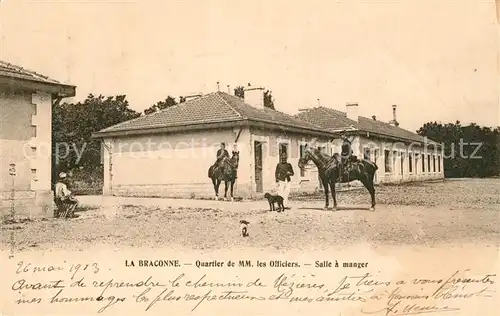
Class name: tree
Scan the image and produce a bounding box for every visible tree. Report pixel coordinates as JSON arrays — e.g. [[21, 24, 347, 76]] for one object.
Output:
[[234, 86, 245, 98], [417, 121, 499, 178], [264, 90, 275, 110], [52, 94, 141, 184], [143, 96, 177, 115]]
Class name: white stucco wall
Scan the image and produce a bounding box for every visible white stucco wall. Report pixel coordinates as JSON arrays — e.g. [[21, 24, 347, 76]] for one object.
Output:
[[0, 90, 53, 218], [356, 135, 444, 184], [103, 128, 255, 198], [101, 127, 444, 199], [102, 127, 330, 199]]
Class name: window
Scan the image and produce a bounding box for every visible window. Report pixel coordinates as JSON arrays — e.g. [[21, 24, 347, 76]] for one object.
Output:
[[438, 156, 441, 173], [433, 155, 436, 172], [392, 151, 397, 173], [384, 150, 391, 173], [363, 147, 371, 160], [279, 143, 289, 158], [400, 152, 405, 175], [299, 144, 306, 177], [408, 153, 413, 173], [422, 154, 425, 172], [427, 154, 431, 173], [415, 153, 419, 174]]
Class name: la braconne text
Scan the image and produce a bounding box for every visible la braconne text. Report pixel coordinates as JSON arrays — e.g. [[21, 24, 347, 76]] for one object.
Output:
[[125, 260, 303, 268], [125, 260, 367, 268]]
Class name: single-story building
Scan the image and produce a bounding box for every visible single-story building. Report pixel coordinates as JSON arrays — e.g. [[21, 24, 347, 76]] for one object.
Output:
[[0, 60, 76, 218], [93, 88, 335, 199], [295, 103, 445, 184]]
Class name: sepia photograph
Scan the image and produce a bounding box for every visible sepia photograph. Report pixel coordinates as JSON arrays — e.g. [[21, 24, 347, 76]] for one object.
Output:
[[1, 0, 499, 315]]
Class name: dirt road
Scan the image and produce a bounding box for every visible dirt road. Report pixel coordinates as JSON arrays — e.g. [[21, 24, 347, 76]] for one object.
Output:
[[1, 179, 498, 252]]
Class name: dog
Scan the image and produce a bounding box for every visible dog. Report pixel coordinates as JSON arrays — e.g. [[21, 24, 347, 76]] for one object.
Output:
[[239, 220, 249, 237], [264, 192, 285, 212]]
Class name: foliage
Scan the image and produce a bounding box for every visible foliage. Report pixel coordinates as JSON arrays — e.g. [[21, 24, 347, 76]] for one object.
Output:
[[52, 94, 141, 188], [417, 121, 500, 178], [234, 86, 245, 98], [143, 96, 177, 115], [264, 90, 275, 109], [234, 86, 275, 109]]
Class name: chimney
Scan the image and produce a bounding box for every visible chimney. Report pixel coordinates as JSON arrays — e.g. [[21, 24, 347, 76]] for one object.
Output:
[[184, 93, 203, 101], [389, 104, 400, 126], [244, 86, 265, 109], [372, 115, 377, 121], [346, 102, 359, 122]]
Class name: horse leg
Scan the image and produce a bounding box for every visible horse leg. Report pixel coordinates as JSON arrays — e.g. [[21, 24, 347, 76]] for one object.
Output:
[[322, 178, 330, 210], [230, 179, 235, 202], [223, 180, 229, 201], [212, 177, 218, 199], [215, 179, 221, 200], [360, 178, 376, 211], [329, 179, 338, 211]]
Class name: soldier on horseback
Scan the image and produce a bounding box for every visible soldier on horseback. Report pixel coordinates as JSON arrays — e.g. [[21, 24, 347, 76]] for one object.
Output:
[[215, 142, 230, 166], [340, 134, 356, 175], [208, 142, 229, 178]]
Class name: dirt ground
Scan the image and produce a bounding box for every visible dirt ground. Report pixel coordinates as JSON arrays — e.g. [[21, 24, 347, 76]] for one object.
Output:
[[1, 179, 499, 252]]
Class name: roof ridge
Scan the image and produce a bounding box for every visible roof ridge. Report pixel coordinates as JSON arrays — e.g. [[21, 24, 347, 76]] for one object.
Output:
[[216, 92, 246, 119], [232, 94, 325, 130], [101, 92, 221, 132], [0, 60, 57, 82], [319, 106, 346, 115]]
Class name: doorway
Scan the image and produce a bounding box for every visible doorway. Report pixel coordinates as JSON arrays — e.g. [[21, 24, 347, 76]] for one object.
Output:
[[278, 143, 289, 158], [254, 141, 263, 193], [363, 147, 371, 160]]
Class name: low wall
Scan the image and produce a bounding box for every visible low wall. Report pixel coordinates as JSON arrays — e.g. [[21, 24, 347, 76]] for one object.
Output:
[[109, 180, 320, 200], [0, 190, 54, 219]]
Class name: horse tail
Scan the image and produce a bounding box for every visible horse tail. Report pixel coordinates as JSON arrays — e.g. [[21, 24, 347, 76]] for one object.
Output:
[[208, 165, 214, 178], [361, 159, 378, 176]]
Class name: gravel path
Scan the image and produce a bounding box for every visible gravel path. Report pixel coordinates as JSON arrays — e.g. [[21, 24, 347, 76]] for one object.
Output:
[[1, 179, 498, 252]]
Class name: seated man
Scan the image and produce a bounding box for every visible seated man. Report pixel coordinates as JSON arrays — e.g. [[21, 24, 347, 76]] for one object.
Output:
[[54, 172, 79, 218]]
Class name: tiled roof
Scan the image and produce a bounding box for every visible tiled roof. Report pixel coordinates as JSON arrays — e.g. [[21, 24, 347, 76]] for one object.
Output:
[[0, 60, 62, 85], [97, 91, 328, 135], [295, 106, 428, 143]]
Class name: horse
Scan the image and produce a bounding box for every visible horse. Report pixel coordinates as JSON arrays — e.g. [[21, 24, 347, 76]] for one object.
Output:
[[298, 147, 378, 211], [208, 151, 239, 201]]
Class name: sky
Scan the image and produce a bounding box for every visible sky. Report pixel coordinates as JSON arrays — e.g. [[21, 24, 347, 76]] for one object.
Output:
[[0, 0, 498, 132]]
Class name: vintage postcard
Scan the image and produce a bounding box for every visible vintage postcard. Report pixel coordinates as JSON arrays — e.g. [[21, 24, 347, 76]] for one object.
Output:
[[1, 0, 499, 315]]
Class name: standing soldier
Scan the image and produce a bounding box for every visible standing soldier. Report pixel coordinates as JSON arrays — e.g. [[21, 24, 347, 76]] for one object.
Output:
[[275, 153, 294, 208]]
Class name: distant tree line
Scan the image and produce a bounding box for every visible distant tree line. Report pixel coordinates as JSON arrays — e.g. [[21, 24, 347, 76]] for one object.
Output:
[[417, 121, 499, 178]]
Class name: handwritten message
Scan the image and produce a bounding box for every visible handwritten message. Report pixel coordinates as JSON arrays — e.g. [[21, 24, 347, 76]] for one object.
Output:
[[8, 260, 497, 315]]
